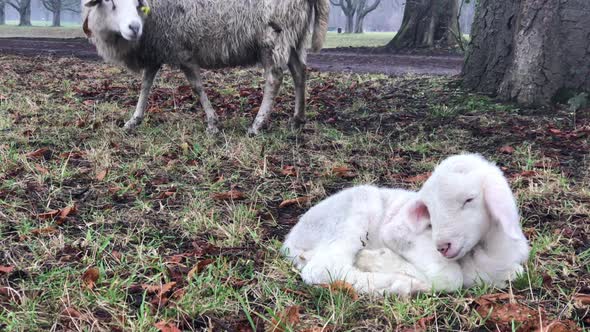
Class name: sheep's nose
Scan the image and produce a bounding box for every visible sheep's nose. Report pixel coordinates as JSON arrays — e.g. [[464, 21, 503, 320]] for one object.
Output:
[[437, 242, 451, 255], [129, 22, 141, 36]]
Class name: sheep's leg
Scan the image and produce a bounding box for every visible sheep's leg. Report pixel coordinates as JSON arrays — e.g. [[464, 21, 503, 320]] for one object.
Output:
[[181, 64, 219, 135], [248, 65, 283, 136], [124, 66, 159, 131], [287, 51, 306, 130]]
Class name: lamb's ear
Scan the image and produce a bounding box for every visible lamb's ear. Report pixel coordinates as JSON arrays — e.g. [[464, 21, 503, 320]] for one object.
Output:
[[483, 171, 523, 240], [407, 199, 430, 233], [85, 0, 101, 7]]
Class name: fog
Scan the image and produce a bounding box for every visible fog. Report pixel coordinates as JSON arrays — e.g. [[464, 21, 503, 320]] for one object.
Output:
[[4, 0, 475, 33]]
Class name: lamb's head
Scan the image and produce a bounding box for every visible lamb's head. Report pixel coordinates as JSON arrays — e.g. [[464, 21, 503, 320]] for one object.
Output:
[[417, 154, 525, 261], [83, 0, 149, 41]]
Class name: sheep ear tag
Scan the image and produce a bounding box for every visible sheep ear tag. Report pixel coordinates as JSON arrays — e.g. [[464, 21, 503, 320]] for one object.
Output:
[[140, 6, 151, 16], [83, 17, 92, 38]]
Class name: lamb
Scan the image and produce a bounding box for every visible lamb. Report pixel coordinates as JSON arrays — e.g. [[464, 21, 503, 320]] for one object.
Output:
[[417, 153, 530, 287], [81, 0, 330, 135], [281, 185, 463, 296]]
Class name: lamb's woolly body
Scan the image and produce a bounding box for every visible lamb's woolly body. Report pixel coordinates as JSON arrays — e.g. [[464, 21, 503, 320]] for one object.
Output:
[[85, 0, 322, 72]]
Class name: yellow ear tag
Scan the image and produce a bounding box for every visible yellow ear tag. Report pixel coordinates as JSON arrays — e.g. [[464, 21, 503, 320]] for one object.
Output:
[[140, 6, 151, 15]]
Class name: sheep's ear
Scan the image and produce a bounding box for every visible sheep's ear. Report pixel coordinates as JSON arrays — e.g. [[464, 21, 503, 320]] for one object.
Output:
[[483, 172, 523, 240], [407, 200, 430, 232], [85, 0, 101, 7]]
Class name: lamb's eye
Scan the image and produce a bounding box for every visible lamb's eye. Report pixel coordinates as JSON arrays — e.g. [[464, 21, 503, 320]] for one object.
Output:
[[462, 197, 474, 207]]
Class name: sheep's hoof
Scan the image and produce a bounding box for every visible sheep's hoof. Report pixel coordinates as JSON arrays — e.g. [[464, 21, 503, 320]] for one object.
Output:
[[247, 127, 260, 137], [206, 125, 220, 136], [289, 117, 305, 131]]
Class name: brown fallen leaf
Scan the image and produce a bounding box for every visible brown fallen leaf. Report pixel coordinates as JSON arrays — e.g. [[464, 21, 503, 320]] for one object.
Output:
[[279, 196, 311, 208], [539, 320, 582, 332], [96, 169, 108, 181], [37, 209, 60, 220], [270, 305, 301, 332], [187, 259, 215, 280], [26, 148, 50, 159], [475, 300, 540, 331], [34, 164, 49, 174], [142, 282, 177, 297], [31, 227, 58, 235], [211, 189, 246, 201], [405, 172, 431, 184], [499, 145, 516, 154], [154, 321, 182, 332], [322, 280, 359, 301], [574, 293, 590, 305], [82, 267, 100, 290], [61, 307, 83, 319], [332, 166, 357, 179], [281, 165, 298, 177], [0, 265, 15, 274], [59, 205, 77, 221]]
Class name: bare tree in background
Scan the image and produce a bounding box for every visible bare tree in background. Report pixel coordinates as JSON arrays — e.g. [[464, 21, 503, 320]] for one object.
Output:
[[41, 0, 79, 27], [7, 0, 31, 26], [385, 0, 459, 50], [354, 0, 381, 33], [330, 0, 356, 33], [463, 0, 590, 107], [0, 0, 6, 25]]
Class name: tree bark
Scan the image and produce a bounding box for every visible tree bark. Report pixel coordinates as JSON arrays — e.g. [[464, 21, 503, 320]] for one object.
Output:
[[19, 2, 30, 26], [354, 0, 382, 33], [0, 1, 5, 25], [331, 0, 356, 33], [463, 0, 590, 107], [386, 0, 459, 50]]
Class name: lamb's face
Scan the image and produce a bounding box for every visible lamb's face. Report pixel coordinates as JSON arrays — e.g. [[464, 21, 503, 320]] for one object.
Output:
[[418, 154, 505, 261], [84, 0, 149, 41]]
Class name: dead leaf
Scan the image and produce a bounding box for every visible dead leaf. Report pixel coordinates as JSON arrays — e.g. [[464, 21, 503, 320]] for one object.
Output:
[[37, 209, 60, 220], [574, 294, 590, 305], [34, 164, 49, 174], [475, 300, 540, 331], [211, 189, 246, 201], [96, 169, 108, 181], [270, 305, 301, 332], [142, 282, 177, 297], [82, 267, 100, 290], [26, 148, 50, 159], [59, 205, 76, 220], [31, 227, 58, 235], [322, 281, 359, 301], [405, 172, 431, 184], [61, 307, 83, 319], [281, 165, 298, 176], [279, 196, 311, 208], [0, 265, 15, 274], [154, 321, 182, 332], [499, 145, 516, 154], [332, 166, 357, 179], [187, 259, 215, 280], [539, 320, 582, 332]]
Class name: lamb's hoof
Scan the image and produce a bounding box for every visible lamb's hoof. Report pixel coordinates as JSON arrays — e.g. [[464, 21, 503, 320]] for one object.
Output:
[[206, 125, 220, 136]]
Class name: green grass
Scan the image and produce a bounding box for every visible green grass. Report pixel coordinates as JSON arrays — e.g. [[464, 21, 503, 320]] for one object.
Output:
[[0, 21, 83, 38], [0, 55, 588, 331], [323, 31, 395, 48]]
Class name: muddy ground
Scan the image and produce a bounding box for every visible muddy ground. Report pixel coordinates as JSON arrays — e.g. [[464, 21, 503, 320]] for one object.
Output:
[[0, 37, 463, 76]]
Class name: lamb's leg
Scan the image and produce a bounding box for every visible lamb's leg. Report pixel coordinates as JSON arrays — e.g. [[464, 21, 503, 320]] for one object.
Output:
[[124, 66, 160, 131], [248, 64, 283, 136], [181, 64, 219, 135], [287, 51, 306, 130]]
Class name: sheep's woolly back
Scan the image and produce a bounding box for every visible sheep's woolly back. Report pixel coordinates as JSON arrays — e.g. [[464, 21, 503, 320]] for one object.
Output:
[[311, 0, 330, 52], [85, 0, 322, 72]]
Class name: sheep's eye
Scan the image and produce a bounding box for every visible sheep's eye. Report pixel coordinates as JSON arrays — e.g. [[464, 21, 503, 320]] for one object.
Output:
[[462, 197, 474, 207]]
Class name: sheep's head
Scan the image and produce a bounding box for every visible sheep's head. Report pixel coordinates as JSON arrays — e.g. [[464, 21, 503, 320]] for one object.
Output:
[[418, 154, 524, 261], [83, 0, 150, 41]]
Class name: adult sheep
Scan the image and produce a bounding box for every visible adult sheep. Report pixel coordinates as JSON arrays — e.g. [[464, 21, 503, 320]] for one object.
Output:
[[81, 0, 330, 135]]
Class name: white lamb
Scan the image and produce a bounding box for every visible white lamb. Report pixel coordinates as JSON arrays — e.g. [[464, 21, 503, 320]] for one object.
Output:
[[281, 185, 463, 296]]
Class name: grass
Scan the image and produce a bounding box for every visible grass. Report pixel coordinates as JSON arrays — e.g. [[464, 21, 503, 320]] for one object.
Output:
[[0, 55, 589, 331], [0, 21, 83, 38], [323, 31, 395, 48]]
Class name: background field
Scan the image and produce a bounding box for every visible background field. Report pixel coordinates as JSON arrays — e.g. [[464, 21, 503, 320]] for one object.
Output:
[[0, 54, 588, 331]]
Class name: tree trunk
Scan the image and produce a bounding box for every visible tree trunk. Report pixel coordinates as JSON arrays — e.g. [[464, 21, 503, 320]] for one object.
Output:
[[354, 13, 364, 33], [386, 0, 459, 50], [18, 0, 31, 26], [344, 13, 354, 33], [463, 0, 590, 107], [52, 6, 60, 26], [0, 1, 5, 25]]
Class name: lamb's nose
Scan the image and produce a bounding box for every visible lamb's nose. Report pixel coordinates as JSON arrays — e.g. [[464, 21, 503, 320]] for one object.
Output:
[[437, 242, 451, 255], [129, 22, 141, 36]]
